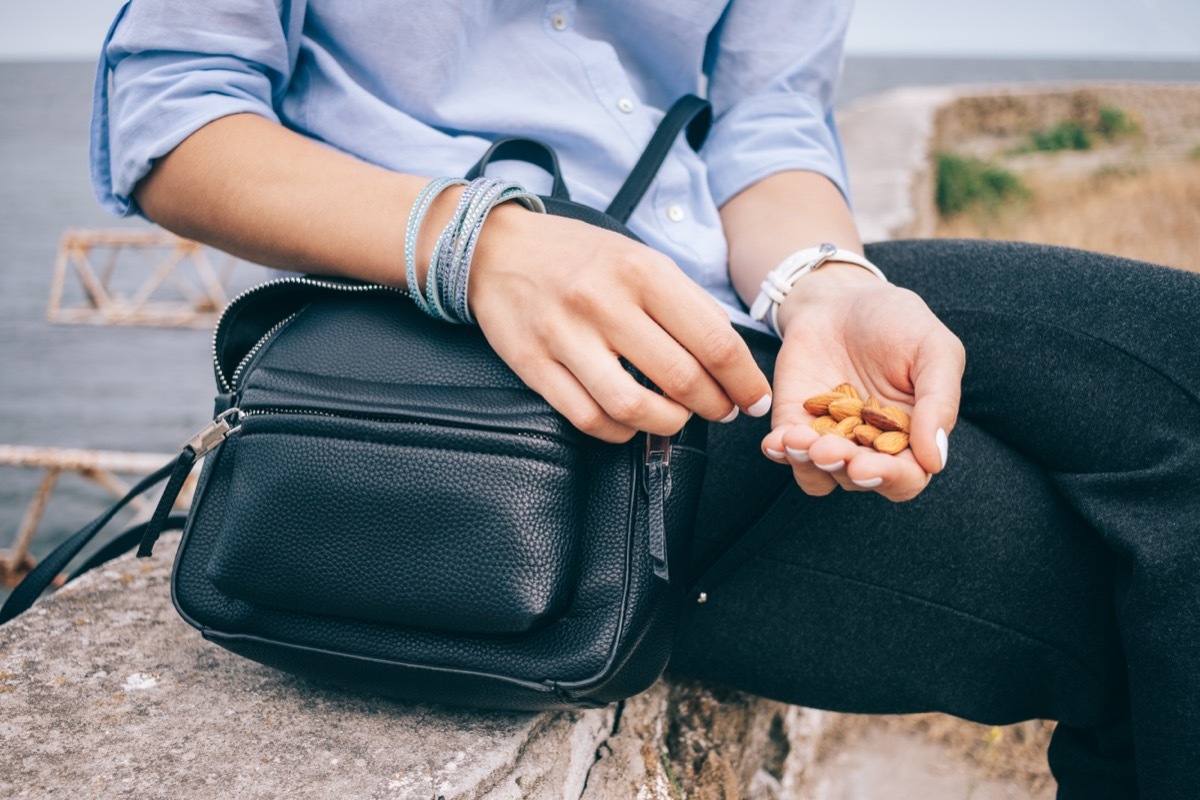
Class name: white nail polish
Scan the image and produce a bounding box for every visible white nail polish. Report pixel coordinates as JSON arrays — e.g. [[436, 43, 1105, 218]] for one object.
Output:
[[814, 460, 845, 472], [746, 395, 772, 418], [936, 428, 949, 470], [719, 407, 739, 423], [852, 476, 883, 489], [784, 446, 810, 463], [765, 448, 786, 461]]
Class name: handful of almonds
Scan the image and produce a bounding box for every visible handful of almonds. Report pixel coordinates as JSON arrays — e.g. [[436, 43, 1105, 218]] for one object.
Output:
[[803, 383, 911, 455]]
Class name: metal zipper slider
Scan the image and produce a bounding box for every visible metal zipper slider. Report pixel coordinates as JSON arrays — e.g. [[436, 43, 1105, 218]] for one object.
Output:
[[644, 433, 672, 466], [182, 408, 243, 457]]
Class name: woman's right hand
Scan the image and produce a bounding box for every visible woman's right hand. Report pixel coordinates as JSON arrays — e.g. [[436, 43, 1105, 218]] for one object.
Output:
[[467, 204, 772, 443]]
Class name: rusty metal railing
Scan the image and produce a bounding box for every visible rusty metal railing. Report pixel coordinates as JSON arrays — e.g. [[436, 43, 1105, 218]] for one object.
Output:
[[46, 229, 239, 329]]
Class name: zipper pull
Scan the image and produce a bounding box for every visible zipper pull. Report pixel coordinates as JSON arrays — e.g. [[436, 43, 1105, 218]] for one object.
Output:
[[182, 408, 242, 457], [645, 433, 672, 582]]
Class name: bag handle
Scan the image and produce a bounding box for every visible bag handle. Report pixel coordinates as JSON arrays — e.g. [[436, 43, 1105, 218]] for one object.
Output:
[[465, 138, 571, 200]]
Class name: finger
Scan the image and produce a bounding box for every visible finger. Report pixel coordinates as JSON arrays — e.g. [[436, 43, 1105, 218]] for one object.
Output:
[[843, 449, 934, 503], [803, 433, 873, 493], [556, 335, 693, 436], [909, 331, 966, 474], [773, 426, 840, 496], [643, 270, 772, 417], [517, 358, 637, 443], [610, 315, 738, 423]]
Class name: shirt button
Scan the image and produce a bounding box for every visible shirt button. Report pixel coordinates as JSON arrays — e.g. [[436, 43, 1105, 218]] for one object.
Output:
[[551, 12, 567, 30], [667, 204, 685, 223], [617, 98, 634, 114]]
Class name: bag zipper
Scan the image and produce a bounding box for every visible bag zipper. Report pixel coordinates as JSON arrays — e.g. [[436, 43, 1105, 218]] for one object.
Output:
[[213, 276, 406, 394], [238, 406, 567, 446]]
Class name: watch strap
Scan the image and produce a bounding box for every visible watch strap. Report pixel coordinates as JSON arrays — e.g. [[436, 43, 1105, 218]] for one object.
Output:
[[749, 243, 887, 336]]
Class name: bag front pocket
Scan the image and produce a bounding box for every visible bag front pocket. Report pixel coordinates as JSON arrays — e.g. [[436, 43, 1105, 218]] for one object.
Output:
[[205, 409, 585, 635]]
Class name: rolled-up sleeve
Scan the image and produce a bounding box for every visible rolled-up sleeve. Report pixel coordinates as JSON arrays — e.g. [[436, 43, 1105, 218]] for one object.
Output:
[[90, 0, 302, 216], [701, 0, 853, 209]]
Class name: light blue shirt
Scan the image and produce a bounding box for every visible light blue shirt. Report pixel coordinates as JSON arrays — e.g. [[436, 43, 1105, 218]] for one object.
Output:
[[91, 0, 853, 330]]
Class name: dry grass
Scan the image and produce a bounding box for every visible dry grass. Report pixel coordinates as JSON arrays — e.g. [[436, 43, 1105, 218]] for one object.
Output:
[[936, 158, 1200, 272]]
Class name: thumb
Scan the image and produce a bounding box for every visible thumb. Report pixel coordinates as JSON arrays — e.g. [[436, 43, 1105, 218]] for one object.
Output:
[[908, 331, 965, 475]]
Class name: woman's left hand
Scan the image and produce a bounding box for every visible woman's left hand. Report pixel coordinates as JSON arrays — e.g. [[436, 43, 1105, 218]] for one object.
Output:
[[760, 265, 966, 502]]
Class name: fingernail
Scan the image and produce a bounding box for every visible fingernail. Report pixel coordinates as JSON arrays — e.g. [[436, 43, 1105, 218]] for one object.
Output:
[[746, 395, 772, 417], [936, 428, 949, 469], [784, 446, 810, 463], [852, 476, 883, 489], [765, 447, 786, 461], [814, 460, 845, 472], [719, 406, 739, 423]]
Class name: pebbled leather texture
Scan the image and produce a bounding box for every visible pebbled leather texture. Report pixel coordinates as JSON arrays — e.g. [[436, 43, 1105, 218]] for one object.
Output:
[[174, 285, 708, 710], [174, 96, 712, 709]]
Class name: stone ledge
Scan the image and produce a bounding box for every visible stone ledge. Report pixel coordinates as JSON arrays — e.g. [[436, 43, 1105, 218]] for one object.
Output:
[[0, 533, 827, 799]]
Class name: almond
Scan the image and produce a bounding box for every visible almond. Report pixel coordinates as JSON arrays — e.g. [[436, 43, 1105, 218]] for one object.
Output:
[[832, 383, 861, 400], [802, 393, 845, 417], [828, 397, 864, 422], [864, 396, 882, 412], [873, 431, 910, 455], [853, 423, 883, 446], [834, 416, 862, 438], [861, 404, 910, 433], [810, 416, 838, 435]]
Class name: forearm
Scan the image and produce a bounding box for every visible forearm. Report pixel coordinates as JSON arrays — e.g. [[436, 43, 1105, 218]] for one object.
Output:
[[720, 170, 874, 332], [134, 113, 451, 288]]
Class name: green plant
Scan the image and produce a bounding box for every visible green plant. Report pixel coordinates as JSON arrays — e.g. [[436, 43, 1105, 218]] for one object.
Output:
[[935, 153, 1029, 217], [1097, 106, 1139, 140], [1029, 121, 1093, 152], [660, 750, 684, 799], [1016, 106, 1139, 154]]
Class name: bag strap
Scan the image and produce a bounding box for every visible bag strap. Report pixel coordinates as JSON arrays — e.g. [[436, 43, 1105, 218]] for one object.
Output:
[[685, 484, 807, 604], [0, 404, 239, 625], [0, 453, 192, 628], [464, 94, 712, 223], [605, 94, 711, 223]]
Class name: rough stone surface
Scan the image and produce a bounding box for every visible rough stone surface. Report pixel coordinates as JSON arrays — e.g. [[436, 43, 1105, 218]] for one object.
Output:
[[0, 534, 830, 800], [0, 533, 614, 800], [580, 681, 828, 800]]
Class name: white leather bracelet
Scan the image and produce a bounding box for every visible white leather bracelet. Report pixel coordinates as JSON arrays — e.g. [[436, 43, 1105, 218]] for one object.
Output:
[[748, 243, 887, 337]]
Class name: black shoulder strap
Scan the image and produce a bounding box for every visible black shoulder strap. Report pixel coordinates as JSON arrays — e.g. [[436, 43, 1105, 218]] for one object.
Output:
[[464, 94, 712, 224], [0, 451, 195, 625], [605, 94, 712, 223]]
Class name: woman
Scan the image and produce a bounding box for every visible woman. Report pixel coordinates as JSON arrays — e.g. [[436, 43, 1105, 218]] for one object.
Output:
[[92, 1, 1199, 796]]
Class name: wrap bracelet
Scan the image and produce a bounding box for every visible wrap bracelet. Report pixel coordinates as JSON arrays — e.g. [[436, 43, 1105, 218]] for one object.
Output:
[[405, 176, 545, 325]]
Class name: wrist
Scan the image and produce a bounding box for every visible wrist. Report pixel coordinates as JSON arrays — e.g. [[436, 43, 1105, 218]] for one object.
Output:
[[749, 244, 887, 337], [774, 265, 887, 337]]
